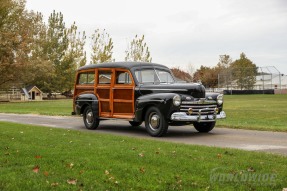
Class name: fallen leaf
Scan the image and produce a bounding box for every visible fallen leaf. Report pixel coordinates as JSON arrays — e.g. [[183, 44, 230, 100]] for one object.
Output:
[[66, 163, 74, 168], [33, 165, 40, 173], [140, 167, 145, 173], [217, 154, 222, 159], [79, 170, 84, 175], [247, 167, 255, 172], [35, 155, 42, 159], [105, 170, 110, 175], [43, 171, 49, 176], [67, 179, 77, 185], [138, 153, 144, 157], [51, 182, 59, 187]]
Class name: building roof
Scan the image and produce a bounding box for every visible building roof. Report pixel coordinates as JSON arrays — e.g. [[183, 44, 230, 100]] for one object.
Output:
[[78, 61, 169, 71], [20, 85, 43, 94]]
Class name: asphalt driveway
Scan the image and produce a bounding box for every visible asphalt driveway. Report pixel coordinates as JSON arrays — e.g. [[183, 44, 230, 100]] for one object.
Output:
[[0, 113, 287, 156]]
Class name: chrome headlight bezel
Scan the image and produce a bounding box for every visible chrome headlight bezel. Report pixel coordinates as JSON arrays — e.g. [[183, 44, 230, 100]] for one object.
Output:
[[217, 94, 223, 105], [173, 95, 181, 106]]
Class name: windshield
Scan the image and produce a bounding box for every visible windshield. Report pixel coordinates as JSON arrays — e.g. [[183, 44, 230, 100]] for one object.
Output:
[[135, 69, 174, 84]]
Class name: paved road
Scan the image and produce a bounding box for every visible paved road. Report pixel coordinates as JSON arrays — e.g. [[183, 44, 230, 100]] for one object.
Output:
[[1, 113, 287, 156]]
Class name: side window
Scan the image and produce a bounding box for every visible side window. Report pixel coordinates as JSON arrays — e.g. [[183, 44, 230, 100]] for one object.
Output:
[[78, 72, 95, 84], [98, 70, 112, 84], [116, 71, 132, 84]]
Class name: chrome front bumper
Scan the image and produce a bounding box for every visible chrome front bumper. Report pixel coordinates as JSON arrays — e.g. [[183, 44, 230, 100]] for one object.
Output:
[[170, 111, 226, 122]]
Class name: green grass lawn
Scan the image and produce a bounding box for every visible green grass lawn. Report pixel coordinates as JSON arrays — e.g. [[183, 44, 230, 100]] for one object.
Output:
[[0, 94, 286, 131], [1, 122, 286, 191], [217, 94, 287, 132], [0, 100, 72, 116]]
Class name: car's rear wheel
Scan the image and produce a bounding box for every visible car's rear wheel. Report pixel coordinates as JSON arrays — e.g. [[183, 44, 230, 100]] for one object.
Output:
[[83, 106, 99, 130], [193, 122, 215, 132], [129, 121, 143, 127], [145, 106, 168, 137]]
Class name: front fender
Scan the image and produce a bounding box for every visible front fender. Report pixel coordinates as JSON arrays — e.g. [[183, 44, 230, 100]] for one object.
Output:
[[75, 93, 99, 117], [135, 93, 180, 122]]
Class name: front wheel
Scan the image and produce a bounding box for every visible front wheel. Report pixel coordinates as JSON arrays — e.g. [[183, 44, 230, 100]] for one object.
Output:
[[145, 107, 168, 137], [83, 106, 99, 130], [193, 122, 215, 133]]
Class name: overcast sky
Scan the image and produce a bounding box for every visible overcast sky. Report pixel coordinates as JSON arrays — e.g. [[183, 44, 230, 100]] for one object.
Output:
[[25, 0, 287, 75]]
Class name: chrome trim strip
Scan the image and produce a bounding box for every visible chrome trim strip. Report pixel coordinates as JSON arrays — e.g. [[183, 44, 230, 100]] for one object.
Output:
[[181, 100, 216, 104]]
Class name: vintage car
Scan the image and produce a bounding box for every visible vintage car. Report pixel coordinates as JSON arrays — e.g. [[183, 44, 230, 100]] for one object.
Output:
[[72, 62, 226, 137]]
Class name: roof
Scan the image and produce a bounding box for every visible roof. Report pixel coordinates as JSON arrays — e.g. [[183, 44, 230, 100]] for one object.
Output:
[[20, 85, 43, 94], [78, 61, 169, 71]]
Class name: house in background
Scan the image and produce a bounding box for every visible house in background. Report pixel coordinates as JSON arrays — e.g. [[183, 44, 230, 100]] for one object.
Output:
[[21, 85, 43, 101]]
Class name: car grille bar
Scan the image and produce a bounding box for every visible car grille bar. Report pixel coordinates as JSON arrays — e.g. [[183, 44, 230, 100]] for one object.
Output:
[[180, 104, 217, 115]]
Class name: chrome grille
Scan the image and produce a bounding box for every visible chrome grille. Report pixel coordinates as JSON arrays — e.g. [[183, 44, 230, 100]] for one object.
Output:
[[180, 103, 217, 115]]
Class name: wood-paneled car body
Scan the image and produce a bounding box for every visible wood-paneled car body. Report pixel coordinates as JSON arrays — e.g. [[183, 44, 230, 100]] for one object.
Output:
[[72, 62, 226, 137]]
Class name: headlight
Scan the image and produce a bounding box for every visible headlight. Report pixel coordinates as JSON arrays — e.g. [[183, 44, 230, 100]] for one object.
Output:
[[173, 95, 181, 106], [217, 94, 223, 105]]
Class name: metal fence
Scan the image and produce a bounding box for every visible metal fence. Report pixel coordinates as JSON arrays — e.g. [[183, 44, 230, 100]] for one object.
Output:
[[218, 66, 286, 93]]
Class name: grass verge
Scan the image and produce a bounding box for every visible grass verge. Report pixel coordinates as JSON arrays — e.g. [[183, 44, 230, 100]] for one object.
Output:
[[1, 122, 286, 190], [0, 100, 72, 116], [217, 94, 287, 132]]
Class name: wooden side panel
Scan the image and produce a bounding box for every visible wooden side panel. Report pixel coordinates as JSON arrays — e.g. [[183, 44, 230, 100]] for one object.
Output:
[[113, 89, 133, 100], [97, 88, 110, 99], [113, 102, 133, 113]]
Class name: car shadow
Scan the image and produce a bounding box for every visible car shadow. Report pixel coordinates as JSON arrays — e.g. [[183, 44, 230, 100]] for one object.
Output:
[[94, 121, 220, 138]]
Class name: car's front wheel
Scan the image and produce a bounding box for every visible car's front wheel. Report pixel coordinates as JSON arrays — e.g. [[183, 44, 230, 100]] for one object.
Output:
[[193, 122, 215, 132], [83, 106, 99, 130], [145, 106, 168, 137]]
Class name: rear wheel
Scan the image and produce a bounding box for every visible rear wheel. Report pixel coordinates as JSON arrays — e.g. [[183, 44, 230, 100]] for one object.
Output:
[[129, 121, 143, 127], [83, 106, 99, 130], [145, 107, 168, 137], [193, 122, 215, 132]]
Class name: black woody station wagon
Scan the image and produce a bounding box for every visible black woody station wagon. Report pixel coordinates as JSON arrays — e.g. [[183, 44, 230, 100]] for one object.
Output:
[[72, 62, 226, 137]]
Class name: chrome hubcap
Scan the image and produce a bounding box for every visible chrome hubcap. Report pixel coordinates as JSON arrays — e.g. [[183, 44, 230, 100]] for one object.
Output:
[[149, 112, 160, 131], [86, 111, 94, 125]]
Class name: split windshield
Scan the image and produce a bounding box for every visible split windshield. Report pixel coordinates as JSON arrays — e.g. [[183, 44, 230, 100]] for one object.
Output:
[[135, 69, 174, 84]]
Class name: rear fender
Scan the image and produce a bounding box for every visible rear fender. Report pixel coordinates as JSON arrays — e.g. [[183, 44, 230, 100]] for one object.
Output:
[[75, 94, 99, 117]]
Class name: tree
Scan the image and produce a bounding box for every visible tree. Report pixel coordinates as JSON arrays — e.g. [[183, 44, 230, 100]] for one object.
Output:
[[217, 54, 233, 89], [125, 35, 152, 62], [90, 29, 113, 64], [0, 0, 37, 88], [61, 22, 86, 92], [39, 11, 86, 93], [187, 62, 195, 80], [231, 53, 257, 90], [193, 66, 218, 90], [24, 12, 55, 90], [171, 67, 193, 82]]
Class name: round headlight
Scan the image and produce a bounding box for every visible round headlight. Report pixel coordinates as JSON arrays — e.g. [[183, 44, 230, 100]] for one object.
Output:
[[217, 94, 223, 105], [173, 95, 181, 106]]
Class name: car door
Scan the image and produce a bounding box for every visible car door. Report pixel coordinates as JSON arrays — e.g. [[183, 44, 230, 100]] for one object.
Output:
[[96, 69, 113, 117], [112, 69, 135, 118]]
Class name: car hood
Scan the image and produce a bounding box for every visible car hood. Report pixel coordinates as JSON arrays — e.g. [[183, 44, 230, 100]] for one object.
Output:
[[138, 83, 205, 98]]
